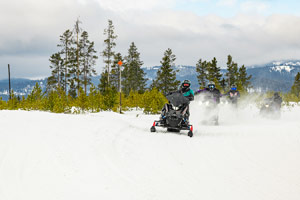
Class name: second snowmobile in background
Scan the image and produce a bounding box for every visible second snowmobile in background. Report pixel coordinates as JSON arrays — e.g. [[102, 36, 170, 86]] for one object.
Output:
[[259, 98, 281, 119], [198, 93, 219, 125]]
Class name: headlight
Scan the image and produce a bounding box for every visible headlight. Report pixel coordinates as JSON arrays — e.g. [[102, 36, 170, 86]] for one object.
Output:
[[173, 106, 179, 110], [265, 104, 269, 108], [205, 101, 210, 106]]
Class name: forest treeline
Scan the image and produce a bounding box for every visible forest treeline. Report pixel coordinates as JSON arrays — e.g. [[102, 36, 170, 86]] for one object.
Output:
[[1, 19, 300, 113]]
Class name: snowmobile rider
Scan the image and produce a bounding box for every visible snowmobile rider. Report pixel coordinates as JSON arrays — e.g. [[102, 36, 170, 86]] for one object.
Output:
[[160, 80, 194, 122], [178, 80, 194, 101], [195, 81, 222, 104], [271, 92, 282, 109], [223, 84, 240, 104]]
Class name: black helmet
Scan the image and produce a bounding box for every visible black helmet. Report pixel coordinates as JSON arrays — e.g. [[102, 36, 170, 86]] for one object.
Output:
[[182, 80, 191, 89], [207, 81, 215, 91], [274, 92, 279, 97]]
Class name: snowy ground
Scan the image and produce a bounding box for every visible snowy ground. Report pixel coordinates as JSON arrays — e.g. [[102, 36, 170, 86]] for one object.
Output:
[[0, 101, 300, 200]]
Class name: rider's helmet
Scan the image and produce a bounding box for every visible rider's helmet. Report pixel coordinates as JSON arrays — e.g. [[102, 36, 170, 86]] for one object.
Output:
[[231, 84, 237, 91], [207, 81, 215, 91], [181, 80, 191, 89], [274, 92, 280, 98]]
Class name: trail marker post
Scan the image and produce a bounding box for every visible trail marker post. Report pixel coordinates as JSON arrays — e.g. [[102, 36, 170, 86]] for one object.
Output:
[[118, 60, 123, 114]]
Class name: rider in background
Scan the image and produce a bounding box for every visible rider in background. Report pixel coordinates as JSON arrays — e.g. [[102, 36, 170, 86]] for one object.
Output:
[[223, 84, 240, 106], [271, 92, 282, 109], [195, 81, 221, 104]]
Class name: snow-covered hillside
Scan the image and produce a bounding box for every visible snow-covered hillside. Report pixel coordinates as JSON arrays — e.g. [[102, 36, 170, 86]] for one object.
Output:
[[0, 101, 300, 200]]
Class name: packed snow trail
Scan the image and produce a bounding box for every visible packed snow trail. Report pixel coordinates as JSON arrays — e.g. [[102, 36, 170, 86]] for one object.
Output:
[[0, 103, 300, 200]]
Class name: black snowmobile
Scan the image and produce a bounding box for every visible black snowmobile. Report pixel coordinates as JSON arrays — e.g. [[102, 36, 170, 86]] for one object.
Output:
[[259, 98, 281, 119], [150, 92, 193, 137]]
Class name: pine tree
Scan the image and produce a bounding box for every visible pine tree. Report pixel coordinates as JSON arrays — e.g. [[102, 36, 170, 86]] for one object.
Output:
[[7, 90, 18, 110], [122, 42, 147, 95], [225, 55, 238, 88], [98, 70, 109, 94], [220, 78, 226, 92], [68, 79, 77, 98], [142, 88, 167, 114], [88, 84, 103, 112], [79, 31, 98, 94], [102, 87, 118, 110], [291, 72, 300, 97], [75, 87, 88, 111], [196, 59, 207, 89], [102, 19, 117, 85], [47, 52, 64, 90], [73, 17, 83, 94], [110, 53, 123, 91], [58, 29, 73, 93], [210, 57, 222, 83], [27, 82, 43, 110], [238, 64, 252, 92], [151, 48, 180, 95], [0, 97, 6, 110]]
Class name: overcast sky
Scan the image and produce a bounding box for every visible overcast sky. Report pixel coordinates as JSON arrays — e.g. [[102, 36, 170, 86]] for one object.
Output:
[[1, 0, 300, 79]]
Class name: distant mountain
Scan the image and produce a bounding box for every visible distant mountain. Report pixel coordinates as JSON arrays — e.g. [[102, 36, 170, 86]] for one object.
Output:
[[1, 60, 300, 101], [247, 61, 300, 92], [0, 79, 47, 101], [143, 61, 300, 92]]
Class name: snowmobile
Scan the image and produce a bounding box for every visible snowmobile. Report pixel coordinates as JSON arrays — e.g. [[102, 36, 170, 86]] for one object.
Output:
[[220, 96, 229, 105], [198, 93, 219, 125], [259, 98, 281, 119], [150, 92, 193, 137]]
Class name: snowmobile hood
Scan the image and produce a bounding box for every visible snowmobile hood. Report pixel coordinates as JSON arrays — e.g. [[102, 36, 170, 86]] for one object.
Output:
[[166, 92, 190, 107]]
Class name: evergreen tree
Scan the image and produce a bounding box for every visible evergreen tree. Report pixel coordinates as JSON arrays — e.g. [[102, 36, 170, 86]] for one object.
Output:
[[291, 72, 300, 97], [102, 19, 117, 85], [238, 64, 252, 92], [210, 57, 222, 83], [151, 48, 180, 95], [122, 42, 147, 95], [98, 70, 109, 94], [110, 53, 123, 91], [47, 52, 64, 90], [88, 84, 103, 112], [68, 79, 77, 98], [27, 82, 44, 110], [79, 31, 98, 94], [0, 97, 6, 110], [102, 87, 118, 110], [225, 55, 239, 88], [75, 87, 88, 111], [7, 90, 18, 110], [220, 78, 226, 92], [58, 29, 73, 93], [142, 88, 167, 114], [206, 62, 214, 82], [196, 59, 207, 89], [73, 17, 83, 94]]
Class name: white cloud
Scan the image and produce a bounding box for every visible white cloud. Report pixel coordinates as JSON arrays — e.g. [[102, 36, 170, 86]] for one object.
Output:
[[241, 1, 270, 13], [1, 0, 300, 79], [217, 0, 237, 7], [94, 0, 175, 12]]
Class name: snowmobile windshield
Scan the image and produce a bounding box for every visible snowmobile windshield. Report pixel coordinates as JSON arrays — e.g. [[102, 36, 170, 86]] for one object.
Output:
[[166, 92, 190, 107]]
